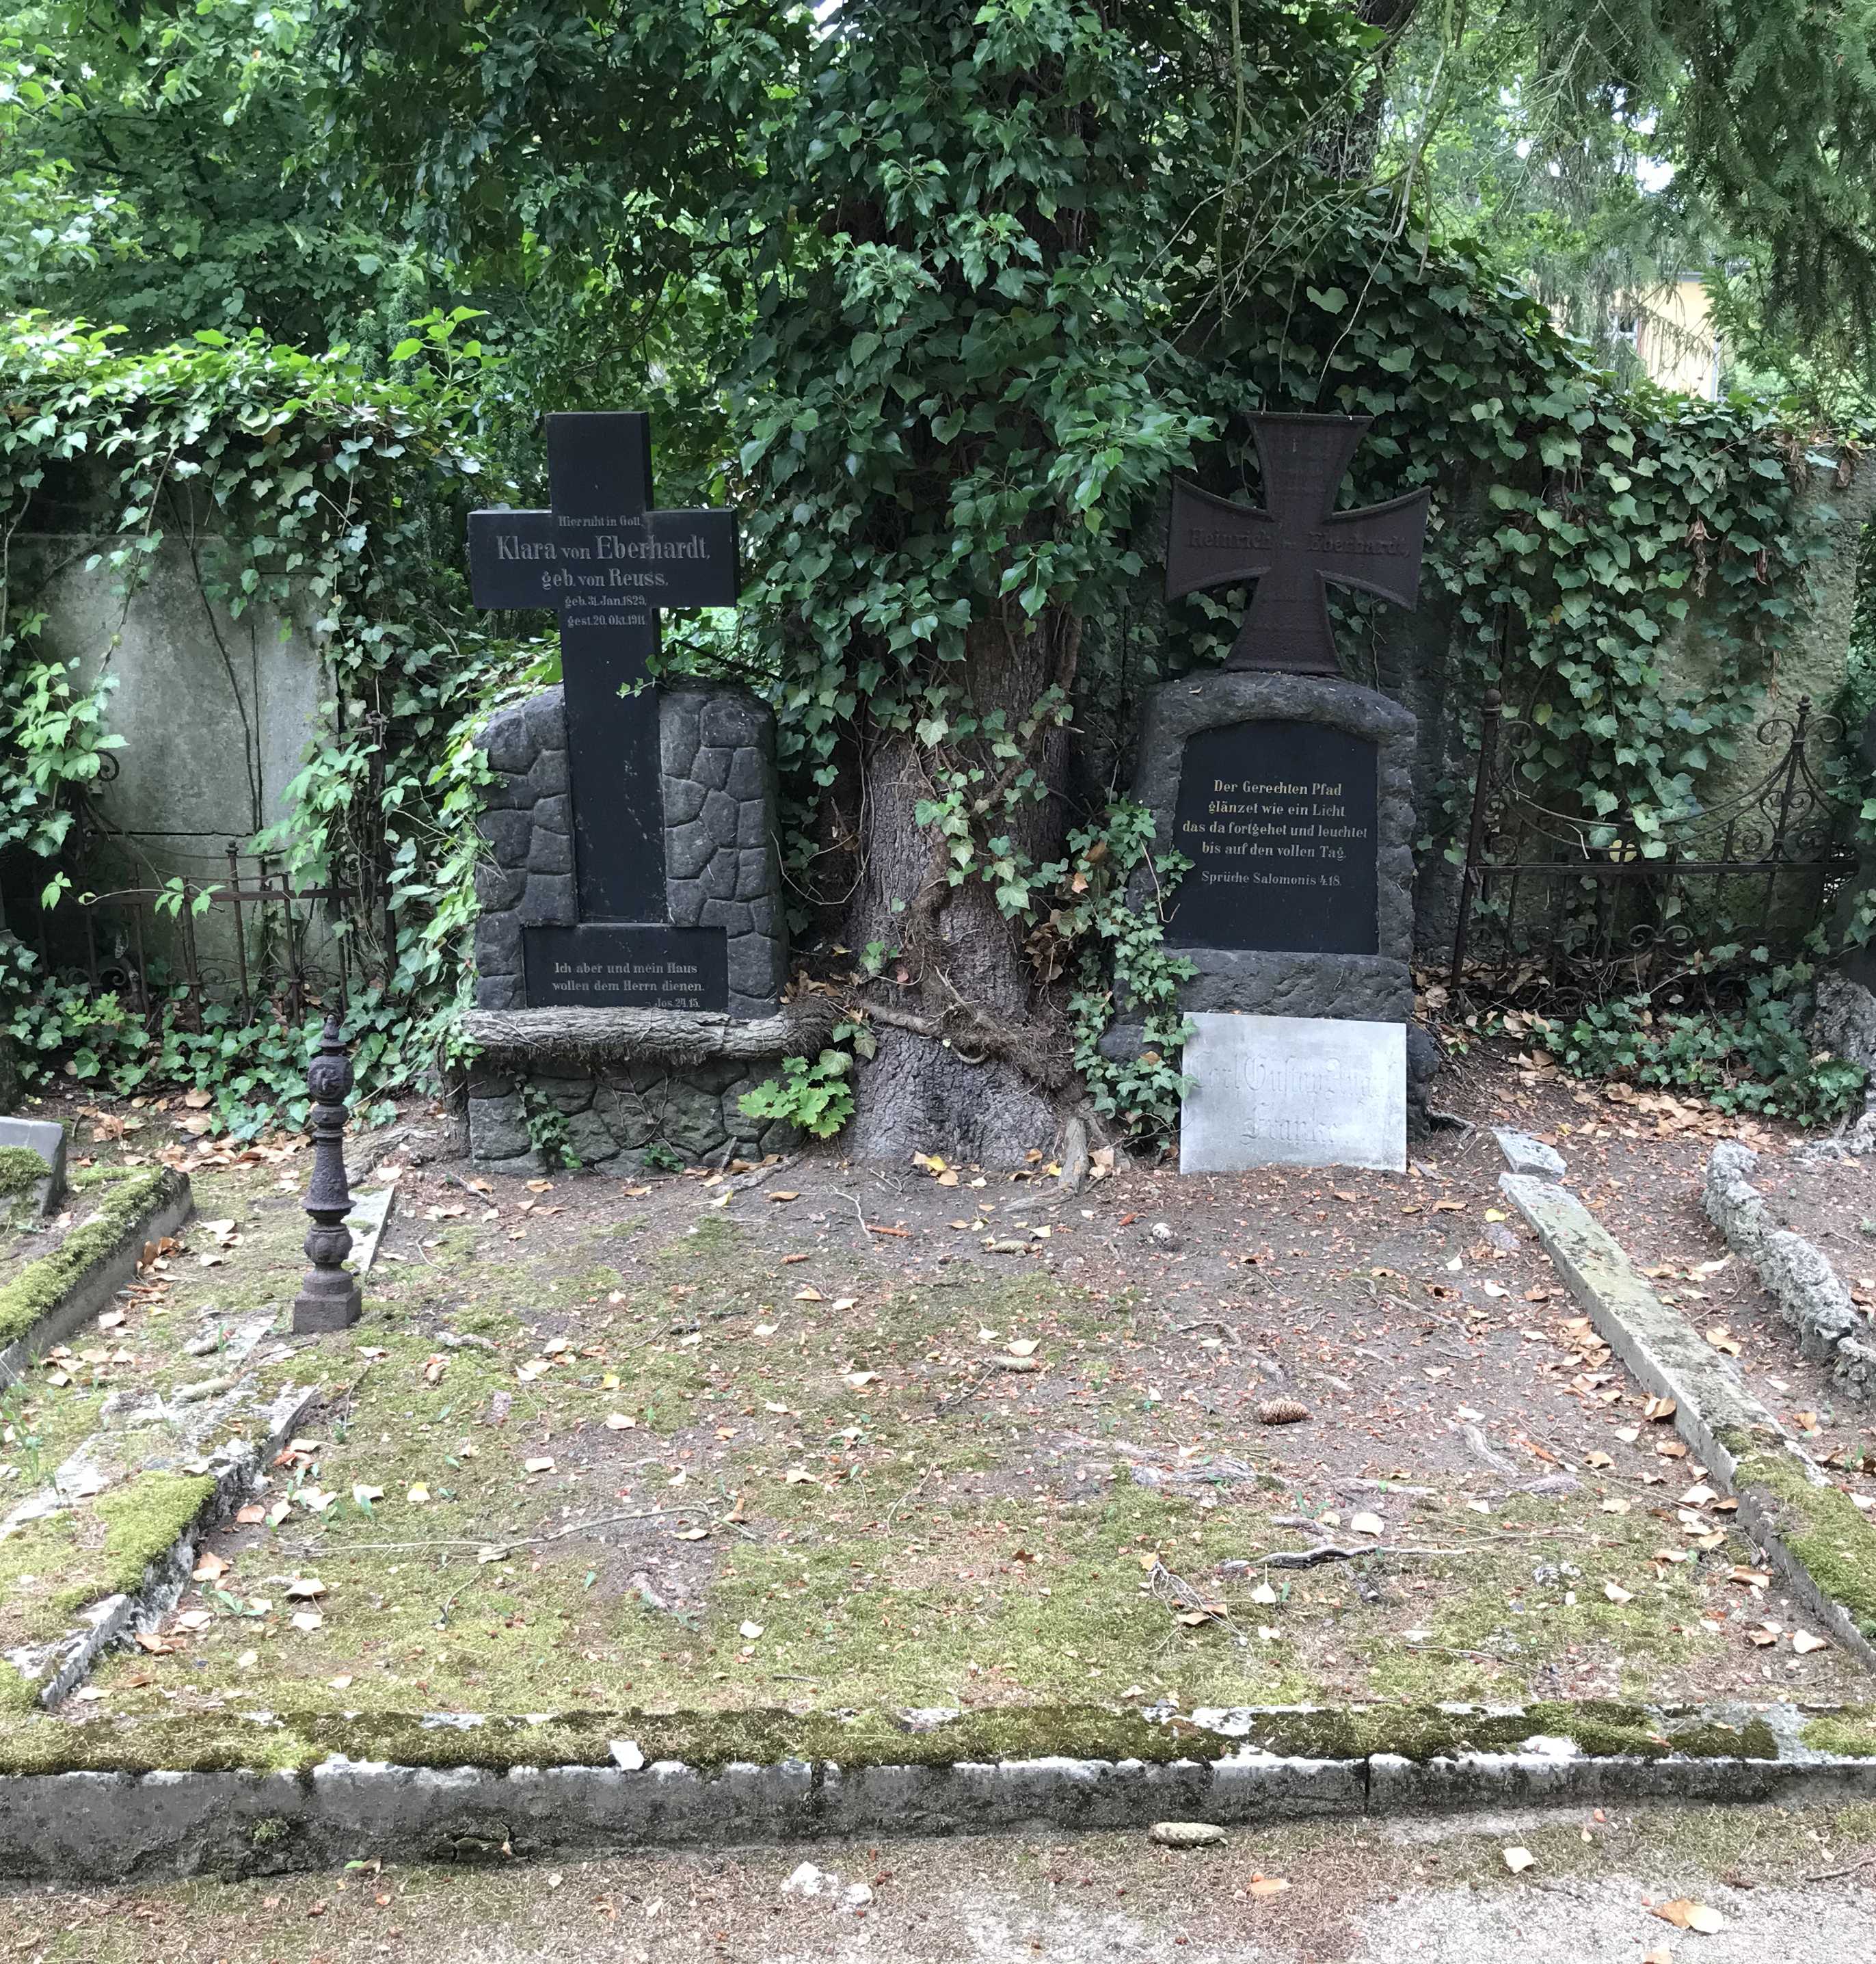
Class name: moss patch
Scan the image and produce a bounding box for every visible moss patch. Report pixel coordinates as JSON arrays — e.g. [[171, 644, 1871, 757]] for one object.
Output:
[[1734, 1451, 1876, 1632], [0, 1507, 84, 1651], [1803, 1709, 1876, 1757], [0, 1163, 180, 1349], [0, 1697, 1823, 1781], [0, 1143, 51, 1198], [92, 1470, 217, 1598]]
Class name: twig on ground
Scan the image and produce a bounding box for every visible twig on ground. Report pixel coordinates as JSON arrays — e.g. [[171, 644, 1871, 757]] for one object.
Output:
[[884, 1465, 933, 1528], [1146, 1557, 1239, 1638], [935, 1372, 989, 1417], [1806, 1851, 1876, 1883], [1172, 1317, 1241, 1343], [1220, 1544, 1473, 1570]]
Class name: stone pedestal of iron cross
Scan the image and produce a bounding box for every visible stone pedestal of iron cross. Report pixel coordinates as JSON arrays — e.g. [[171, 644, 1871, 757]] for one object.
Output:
[[468, 412, 741, 1009], [1151, 411, 1432, 1171], [1166, 412, 1430, 674]]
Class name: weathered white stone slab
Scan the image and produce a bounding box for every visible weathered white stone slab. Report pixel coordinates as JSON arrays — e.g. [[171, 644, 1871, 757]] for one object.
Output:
[[343, 1181, 399, 1277], [1179, 1013, 1405, 1173]]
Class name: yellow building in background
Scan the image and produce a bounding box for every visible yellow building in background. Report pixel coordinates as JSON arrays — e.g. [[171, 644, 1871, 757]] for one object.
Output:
[[1617, 276, 1721, 399]]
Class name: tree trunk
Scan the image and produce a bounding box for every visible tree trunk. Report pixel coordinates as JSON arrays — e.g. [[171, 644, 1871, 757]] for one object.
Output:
[[842, 619, 1077, 1166]]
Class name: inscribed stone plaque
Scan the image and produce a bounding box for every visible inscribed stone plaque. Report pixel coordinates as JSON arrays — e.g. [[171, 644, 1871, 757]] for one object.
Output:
[[522, 923, 727, 1011], [1179, 1012, 1405, 1173], [1166, 719, 1378, 955]]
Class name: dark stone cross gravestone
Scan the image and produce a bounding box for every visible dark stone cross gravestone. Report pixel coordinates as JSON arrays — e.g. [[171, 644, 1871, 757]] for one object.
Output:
[[1141, 412, 1434, 1171], [468, 412, 741, 1009], [1166, 412, 1430, 676]]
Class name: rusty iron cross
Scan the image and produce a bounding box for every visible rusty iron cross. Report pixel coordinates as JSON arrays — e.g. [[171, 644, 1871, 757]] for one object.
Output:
[[1165, 413, 1431, 676]]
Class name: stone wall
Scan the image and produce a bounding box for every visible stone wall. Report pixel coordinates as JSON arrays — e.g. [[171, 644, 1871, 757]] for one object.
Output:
[[472, 684, 786, 1018], [464, 1055, 796, 1175], [464, 680, 794, 1173], [14, 529, 337, 975]]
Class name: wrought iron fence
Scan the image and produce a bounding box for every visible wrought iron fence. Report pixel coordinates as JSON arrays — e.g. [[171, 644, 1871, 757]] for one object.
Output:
[[1448, 689, 1858, 1007], [21, 843, 357, 1029]]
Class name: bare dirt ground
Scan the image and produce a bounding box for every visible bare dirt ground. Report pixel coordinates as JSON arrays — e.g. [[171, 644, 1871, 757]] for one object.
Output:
[[1436, 1040, 1876, 1502], [1, 1799, 1872, 1963], [4, 1043, 1863, 1731]]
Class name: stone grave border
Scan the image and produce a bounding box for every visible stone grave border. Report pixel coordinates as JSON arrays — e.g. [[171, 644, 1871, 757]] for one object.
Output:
[[0, 1164, 192, 1388], [0, 1697, 1870, 1880], [1501, 1141, 1876, 1671], [12, 1381, 316, 1709], [1702, 1141, 1876, 1401]]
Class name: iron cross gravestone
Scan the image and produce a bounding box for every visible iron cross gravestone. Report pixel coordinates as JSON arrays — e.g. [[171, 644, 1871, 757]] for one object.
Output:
[[468, 412, 740, 1010], [1166, 412, 1430, 676], [1144, 411, 1431, 1169]]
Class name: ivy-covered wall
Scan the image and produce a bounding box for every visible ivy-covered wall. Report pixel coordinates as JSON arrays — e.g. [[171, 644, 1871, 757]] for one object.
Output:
[[1058, 233, 1876, 969], [0, 313, 512, 1133], [16, 522, 328, 921]]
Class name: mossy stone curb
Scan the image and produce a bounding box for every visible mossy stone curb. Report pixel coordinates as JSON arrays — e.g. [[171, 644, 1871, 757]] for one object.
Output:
[[7, 1379, 317, 1712], [0, 1164, 191, 1387], [1503, 1171, 1876, 1670], [0, 1700, 1868, 1882]]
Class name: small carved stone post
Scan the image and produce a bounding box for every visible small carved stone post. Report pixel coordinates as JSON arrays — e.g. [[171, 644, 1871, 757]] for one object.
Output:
[[292, 1015, 361, 1334]]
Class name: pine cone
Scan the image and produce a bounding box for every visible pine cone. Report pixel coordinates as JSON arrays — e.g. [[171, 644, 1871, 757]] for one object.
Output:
[[1255, 1397, 1310, 1426]]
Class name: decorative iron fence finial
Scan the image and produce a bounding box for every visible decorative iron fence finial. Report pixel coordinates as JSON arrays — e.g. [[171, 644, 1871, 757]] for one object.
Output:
[[292, 1013, 362, 1334]]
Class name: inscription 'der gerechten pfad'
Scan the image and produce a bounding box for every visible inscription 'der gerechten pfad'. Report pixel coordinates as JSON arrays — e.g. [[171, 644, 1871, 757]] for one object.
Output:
[[1165, 718, 1379, 955]]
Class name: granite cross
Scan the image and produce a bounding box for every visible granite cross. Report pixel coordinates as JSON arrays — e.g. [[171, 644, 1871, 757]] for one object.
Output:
[[1165, 412, 1430, 676], [468, 411, 739, 921]]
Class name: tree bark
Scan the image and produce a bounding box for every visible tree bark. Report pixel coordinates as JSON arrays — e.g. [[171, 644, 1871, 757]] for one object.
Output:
[[842, 618, 1077, 1166]]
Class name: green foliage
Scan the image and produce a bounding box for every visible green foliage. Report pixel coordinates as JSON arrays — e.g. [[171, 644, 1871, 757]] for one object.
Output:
[[0, 2, 436, 351], [0, 313, 516, 1126], [1049, 804, 1193, 1138], [1530, 966, 1866, 1124], [1376, 1, 1876, 383], [520, 1086, 579, 1171], [639, 1142, 686, 1175], [730, 2, 1365, 929], [738, 1048, 855, 1141]]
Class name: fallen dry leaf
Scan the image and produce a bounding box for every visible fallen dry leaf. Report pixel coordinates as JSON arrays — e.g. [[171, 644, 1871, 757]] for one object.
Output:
[[1651, 1900, 1725, 1935]]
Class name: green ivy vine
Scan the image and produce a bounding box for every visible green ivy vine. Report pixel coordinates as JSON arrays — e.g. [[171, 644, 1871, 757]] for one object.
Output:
[[0, 310, 513, 1132]]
